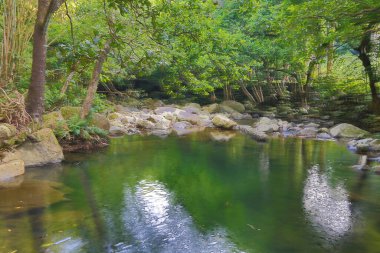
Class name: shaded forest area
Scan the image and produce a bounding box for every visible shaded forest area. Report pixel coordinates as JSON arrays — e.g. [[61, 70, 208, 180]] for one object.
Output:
[[1, 0, 380, 134]]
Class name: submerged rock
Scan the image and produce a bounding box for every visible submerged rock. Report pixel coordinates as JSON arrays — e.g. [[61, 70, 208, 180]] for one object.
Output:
[[330, 123, 369, 139], [212, 114, 237, 129], [0, 160, 25, 180]]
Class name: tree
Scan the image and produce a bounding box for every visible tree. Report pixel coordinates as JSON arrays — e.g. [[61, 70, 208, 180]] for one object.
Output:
[[25, 0, 65, 121]]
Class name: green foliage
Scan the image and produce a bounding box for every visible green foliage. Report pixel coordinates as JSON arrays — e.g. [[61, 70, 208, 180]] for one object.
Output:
[[64, 115, 108, 140]]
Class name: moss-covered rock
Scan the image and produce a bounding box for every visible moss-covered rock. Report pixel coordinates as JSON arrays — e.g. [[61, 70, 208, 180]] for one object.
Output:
[[330, 123, 369, 139], [91, 113, 110, 131], [43, 111, 68, 130], [60, 106, 81, 120], [221, 100, 245, 113], [0, 123, 17, 140], [2, 128, 64, 167]]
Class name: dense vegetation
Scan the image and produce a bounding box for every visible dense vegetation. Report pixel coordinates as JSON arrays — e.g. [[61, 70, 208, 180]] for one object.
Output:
[[1, 0, 380, 128]]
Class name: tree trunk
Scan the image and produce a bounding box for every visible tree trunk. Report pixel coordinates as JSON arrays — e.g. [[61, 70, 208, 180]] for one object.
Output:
[[239, 82, 256, 104], [326, 42, 334, 75], [302, 56, 317, 106], [25, 20, 47, 120], [60, 70, 75, 95], [25, 0, 64, 121], [81, 40, 111, 119], [357, 31, 380, 113]]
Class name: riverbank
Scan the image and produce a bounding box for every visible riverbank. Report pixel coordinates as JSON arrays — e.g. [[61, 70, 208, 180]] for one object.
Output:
[[1, 99, 379, 180]]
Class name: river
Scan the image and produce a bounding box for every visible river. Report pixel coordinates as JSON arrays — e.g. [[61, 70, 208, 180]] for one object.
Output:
[[1, 131, 379, 253]]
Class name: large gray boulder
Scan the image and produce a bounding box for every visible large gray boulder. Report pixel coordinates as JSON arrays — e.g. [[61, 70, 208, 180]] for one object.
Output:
[[221, 100, 245, 113], [212, 114, 237, 129], [254, 117, 279, 133], [2, 128, 64, 167], [235, 125, 268, 142], [330, 123, 369, 139]]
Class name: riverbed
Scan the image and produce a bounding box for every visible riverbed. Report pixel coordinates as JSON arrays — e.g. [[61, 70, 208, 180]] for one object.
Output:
[[1, 131, 379, 253]]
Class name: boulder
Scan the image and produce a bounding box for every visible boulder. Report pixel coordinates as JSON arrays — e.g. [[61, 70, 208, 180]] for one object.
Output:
[[109, 126, 127, 136], [154, 106, 178, 115], [202, 103, 219, 114], [235, 125, 268, 142], [219, 105, 238, 114], [42, 111, 67, 130], [136, 118, 156, 129], [0, 123, 17, 141], [172, 121, 204, 135], [2, 128, 64, 167], [148, 115, 172, 129], [0, 160, 25, 180], [176, 110, 202, 125], [330, 123, 369, 139], [297, 127, 318, 138], [212, 114, 237, 129], [60, 106, 81, 120], [254, 117, 279, 133], [316, 133, 332, 140], [221, 100, 245, 113], [91, 113, 110, 131]]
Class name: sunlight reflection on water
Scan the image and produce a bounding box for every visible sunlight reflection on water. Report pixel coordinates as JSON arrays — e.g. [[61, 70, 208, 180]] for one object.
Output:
[[303, 165, 352, 243], [119, 180, 244, 253]]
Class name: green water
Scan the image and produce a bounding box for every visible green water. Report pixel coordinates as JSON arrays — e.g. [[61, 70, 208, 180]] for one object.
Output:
[[1, 131, 380, 253]]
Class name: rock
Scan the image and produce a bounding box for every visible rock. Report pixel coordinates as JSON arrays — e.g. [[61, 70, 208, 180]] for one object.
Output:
[[316, 133, 332, 140], [42, 111, 67, 130], [148, 115, 172, 129], [221, 100, 245, 113], [297, 127, 318, 138], [330, 123, 369, 139], [115, 105, 139, 113], [60, 106, 81, 120], [184, 102, 201, 109], [219, 104, 238, 114], [0, 160, 25, 180], [299, 107, 309, 114], [172, 121, 204, 135], [2, 128, 64, 167], [109, 126, 127, 136], [154, 106, 178, 115], [136, 118, 156, 129], [321, 115, 330, 120], [212, 114, 237, 129], [108, 112, 123, 121], [183, 105, 201, 114], [254, 117, 279, 133], [304, 123, 320, 128], [0, 123, 17, 141], [209, 130, 236, 142], [91, 113, 110, 131], [176, 110, 202, 125], [369, 139, 380, 151], [235, 125, 268, 142], [231, 112, 244, 120], [202, 103, 219, 114], [243, 102, 255, 111], [151, 129, 172, 137], [318, 127, 330, 134]]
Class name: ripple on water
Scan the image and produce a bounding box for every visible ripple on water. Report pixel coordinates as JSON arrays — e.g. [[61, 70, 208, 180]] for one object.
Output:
[[119, 180, 244, 253]]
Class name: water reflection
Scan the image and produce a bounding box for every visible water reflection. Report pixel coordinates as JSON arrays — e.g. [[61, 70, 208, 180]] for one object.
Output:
[[303, 165, 352, 242], [121, 180, 243, 253]]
